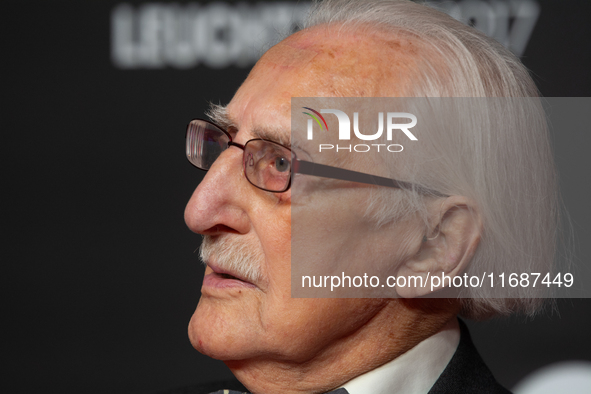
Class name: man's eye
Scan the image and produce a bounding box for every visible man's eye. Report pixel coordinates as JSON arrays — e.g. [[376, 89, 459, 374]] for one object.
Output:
[[274, 157, 290, 172]]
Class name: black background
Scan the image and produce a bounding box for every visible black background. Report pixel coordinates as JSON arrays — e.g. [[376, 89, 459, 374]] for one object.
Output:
[[3, 1, 591, 393]]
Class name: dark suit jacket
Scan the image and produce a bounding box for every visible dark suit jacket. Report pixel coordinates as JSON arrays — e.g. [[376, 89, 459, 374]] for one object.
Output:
[[427, 319, 511, 394], [162, 319, 510, 394]]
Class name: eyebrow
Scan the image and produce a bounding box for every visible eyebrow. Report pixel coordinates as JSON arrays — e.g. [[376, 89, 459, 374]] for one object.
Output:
[[251, 127, 291, 148], [206, 103, 234, 131], [206, 102, 292, 148]]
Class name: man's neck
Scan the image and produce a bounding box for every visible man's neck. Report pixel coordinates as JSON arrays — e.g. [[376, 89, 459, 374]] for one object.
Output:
[[225, 299, 460, 394], [343, 318, 460, 394]]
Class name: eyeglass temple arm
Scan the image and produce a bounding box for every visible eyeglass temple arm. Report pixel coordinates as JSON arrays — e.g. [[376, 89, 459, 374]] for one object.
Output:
[[293, 159, 448, 198]]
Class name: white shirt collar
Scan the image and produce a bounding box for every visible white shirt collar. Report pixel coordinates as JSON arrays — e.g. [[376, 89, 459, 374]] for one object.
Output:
[[342, 319, 460, 394]]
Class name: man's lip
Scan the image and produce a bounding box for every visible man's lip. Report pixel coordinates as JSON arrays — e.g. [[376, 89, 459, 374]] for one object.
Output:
[[205, 262, 257, 288], [203, 272, 257, 289]]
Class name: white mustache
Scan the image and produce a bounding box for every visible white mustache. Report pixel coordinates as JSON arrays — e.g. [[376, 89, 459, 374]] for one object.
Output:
[[199, 235, 263, 284]]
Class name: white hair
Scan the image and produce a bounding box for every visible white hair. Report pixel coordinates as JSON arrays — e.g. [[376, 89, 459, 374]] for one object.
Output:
[[303, 0, 568, 319]]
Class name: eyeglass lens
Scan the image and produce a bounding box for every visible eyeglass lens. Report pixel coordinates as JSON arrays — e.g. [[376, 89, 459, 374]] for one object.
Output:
[[186, 120, 230, 170], [186, 120, 292, 192], [243, 140, 291, 192]]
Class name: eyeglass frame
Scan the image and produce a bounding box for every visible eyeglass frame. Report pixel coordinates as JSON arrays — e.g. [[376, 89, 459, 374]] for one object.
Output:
[[186, 118, 448, 197]]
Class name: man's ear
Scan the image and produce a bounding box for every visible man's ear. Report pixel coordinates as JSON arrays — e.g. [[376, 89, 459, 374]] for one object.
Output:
[[395, 196, 482, 298]]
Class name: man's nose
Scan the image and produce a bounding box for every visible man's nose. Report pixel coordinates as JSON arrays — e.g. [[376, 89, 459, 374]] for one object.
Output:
[[184, 148, 250, 235]]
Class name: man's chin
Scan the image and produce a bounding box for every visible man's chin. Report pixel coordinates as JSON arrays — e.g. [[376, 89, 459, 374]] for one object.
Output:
[[188, 298, 261, 360]]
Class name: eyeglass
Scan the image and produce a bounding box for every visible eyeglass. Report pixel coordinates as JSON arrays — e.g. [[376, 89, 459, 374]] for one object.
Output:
[[186, 119, 447, 196]]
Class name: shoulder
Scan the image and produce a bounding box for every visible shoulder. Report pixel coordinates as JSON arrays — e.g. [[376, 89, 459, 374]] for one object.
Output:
[[428, 319, 511, 394]]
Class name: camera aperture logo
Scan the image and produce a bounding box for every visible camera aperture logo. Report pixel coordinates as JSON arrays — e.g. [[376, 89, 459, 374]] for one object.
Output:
[[303, 107, 417, 153]]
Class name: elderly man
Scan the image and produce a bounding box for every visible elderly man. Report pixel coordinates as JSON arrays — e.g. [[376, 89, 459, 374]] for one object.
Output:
[[183, 0, 558, 393]]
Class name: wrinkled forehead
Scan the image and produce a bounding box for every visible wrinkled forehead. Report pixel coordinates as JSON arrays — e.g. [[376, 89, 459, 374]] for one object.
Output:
[[224, 25, 423, 142], [279, 25, 422, 96]]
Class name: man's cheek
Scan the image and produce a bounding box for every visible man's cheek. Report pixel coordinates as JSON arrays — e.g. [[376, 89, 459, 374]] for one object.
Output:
[[278, 189, 291, 203]]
